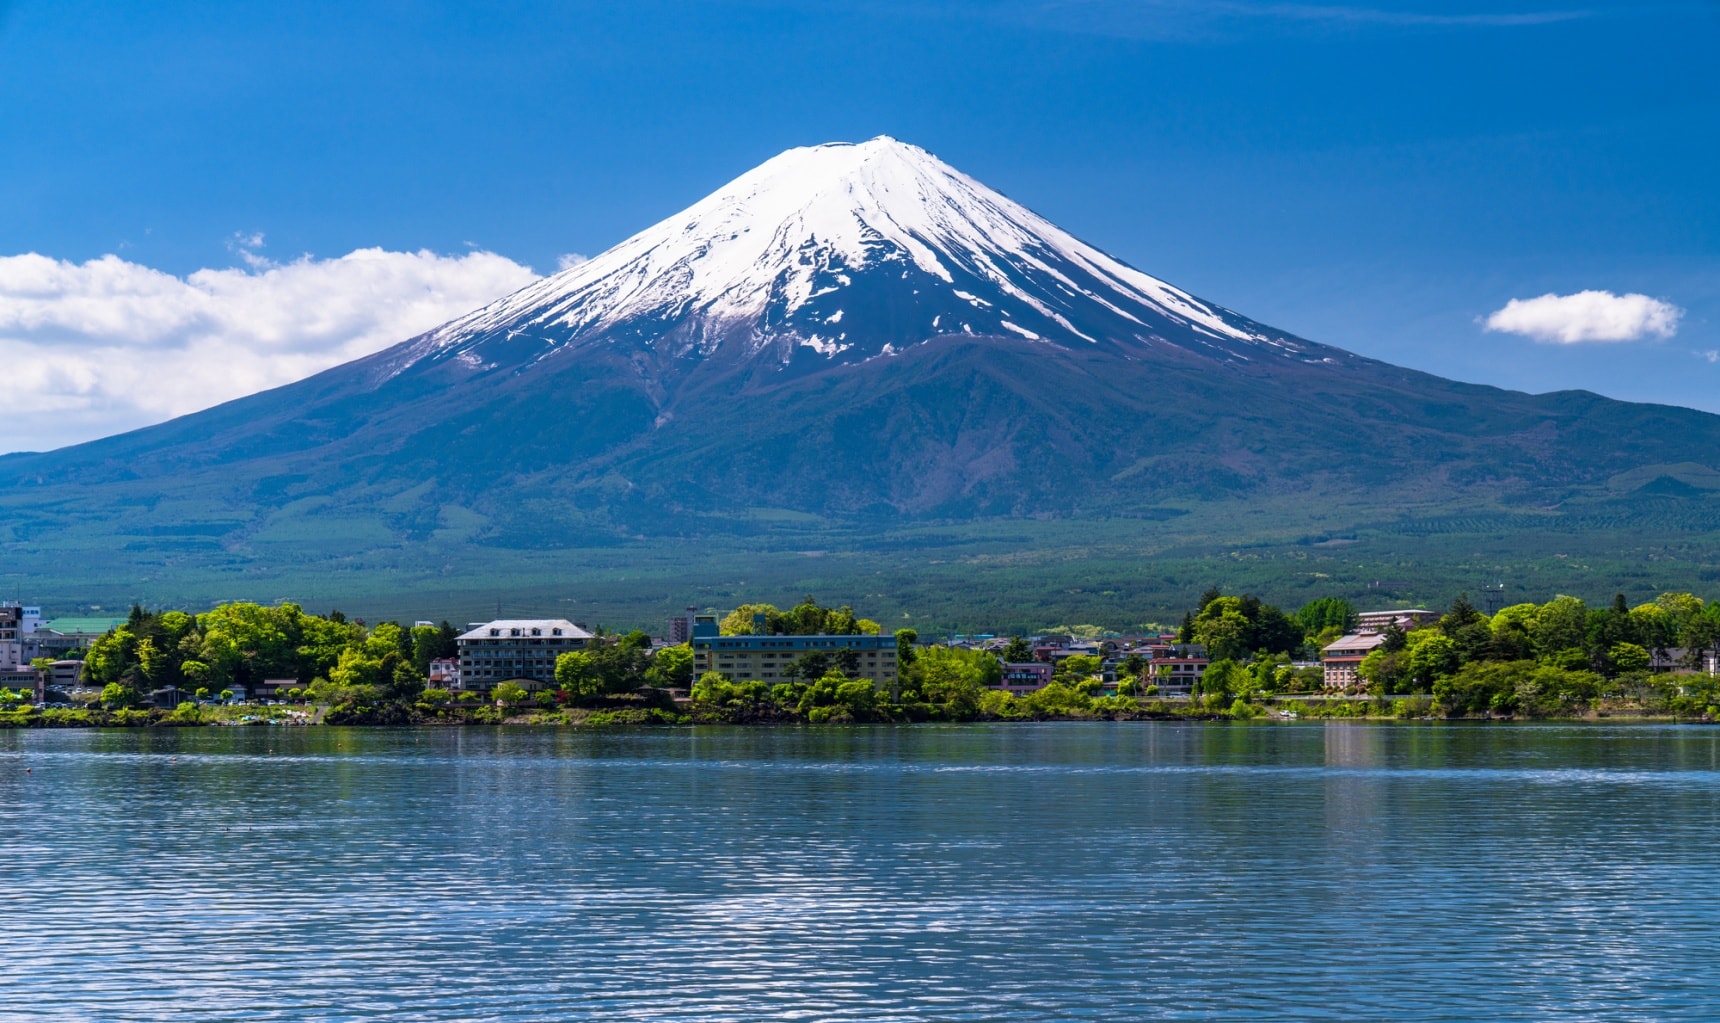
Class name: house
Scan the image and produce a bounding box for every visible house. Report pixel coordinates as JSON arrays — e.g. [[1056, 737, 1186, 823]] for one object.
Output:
[[689, 615, 899, 689], [428, 657, 461, 686], [1140, 643, 1208, 697], [456, 619, 594, 692], [1321, 633, 1390, 689], [146, 686, 188, 709], [1649, 648, 1720, 675], [995, 662, 1052, 695]]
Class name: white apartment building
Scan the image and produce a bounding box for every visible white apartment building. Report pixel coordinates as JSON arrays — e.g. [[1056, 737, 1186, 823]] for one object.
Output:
[[456, 619, 593, 691]]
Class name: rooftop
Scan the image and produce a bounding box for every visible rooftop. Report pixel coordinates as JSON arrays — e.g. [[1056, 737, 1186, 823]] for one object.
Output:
[[1322, 633, 1390, 656], [42, 617, 126, 635], [457, 619, 593, 641]]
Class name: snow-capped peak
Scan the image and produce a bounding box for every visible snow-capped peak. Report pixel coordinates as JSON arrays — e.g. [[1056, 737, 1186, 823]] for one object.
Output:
[[409, 136, 1300, 368]]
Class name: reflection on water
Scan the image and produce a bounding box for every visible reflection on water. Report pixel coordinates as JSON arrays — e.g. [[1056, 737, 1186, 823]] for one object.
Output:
[[5, 723, 1720, 1021]]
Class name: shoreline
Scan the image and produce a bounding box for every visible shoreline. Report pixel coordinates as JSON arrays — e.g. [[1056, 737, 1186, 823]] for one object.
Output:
[[3, 700, 1711, 729]]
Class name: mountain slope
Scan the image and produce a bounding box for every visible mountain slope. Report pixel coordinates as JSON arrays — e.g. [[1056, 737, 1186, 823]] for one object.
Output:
[[4, 137, 1720, 619]]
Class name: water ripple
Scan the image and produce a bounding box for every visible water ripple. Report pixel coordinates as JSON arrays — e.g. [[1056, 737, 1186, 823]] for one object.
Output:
[[4, 723, 1720, 1021]]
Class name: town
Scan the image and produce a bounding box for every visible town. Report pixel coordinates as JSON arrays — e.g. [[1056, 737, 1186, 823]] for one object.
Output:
[[5, 588, 1720, 724]]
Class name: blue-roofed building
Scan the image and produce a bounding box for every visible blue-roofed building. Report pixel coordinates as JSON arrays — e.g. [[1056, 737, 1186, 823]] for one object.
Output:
[[690, 615, 899, 688]]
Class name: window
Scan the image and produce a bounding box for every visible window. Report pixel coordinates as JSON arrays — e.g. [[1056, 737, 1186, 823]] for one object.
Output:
[[531, 628, 541, 636], [489, 629, 499, 637], [552, 628, 562, 636], [511, 629, 521, 637]]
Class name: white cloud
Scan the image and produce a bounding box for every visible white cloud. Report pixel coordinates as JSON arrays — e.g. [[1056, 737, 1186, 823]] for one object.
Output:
[[556, 252, 590, 271], [0, 247, 541, 454], [1483, 290, 1684, 344]]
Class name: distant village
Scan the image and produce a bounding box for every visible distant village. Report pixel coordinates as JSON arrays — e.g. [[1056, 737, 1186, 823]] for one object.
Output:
[[6, 590, 1720, 719]]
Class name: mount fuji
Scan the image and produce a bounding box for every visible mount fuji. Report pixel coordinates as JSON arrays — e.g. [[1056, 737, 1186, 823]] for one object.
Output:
[[6, 137, 1720, 618]]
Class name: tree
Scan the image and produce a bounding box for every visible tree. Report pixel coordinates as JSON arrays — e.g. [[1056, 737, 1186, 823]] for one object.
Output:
[[789, 651, 831, 682], [1054, 654, 1103, 684], [902, 646, 997, 716], [1438, 595, 1485, 637], [1195, 660, 1248, 702], [1294, 598, 1355, 638], [895, 629, 918, 666], [493, 681, 528, 706], [1358, 648, 1407, 694], [1002, 636, 1033, 663], [100, 682, 140, 709], [410, 623, 457, 675], [1530, 597, 1589, 660], [1403, 632, 1459, 690], [1607, 642, 1650, 676], [219, 689, 235, 702], [555, 651, 601, 702], [645, 644, 694, 690], [720, 604, 777, 635], [1190, 594, 1302, 661]]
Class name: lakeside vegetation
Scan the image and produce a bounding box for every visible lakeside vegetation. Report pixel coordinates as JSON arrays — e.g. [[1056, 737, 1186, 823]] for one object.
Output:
[[11, 590, 1720, 729]]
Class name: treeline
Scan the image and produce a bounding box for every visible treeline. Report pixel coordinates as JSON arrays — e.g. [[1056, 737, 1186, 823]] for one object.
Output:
[[1359, 593, 1720, 716], [692, 638, 1007, 723], [76, 602, 696, 717], [719, 597, 881, 637], [81, 603, 460, 707]]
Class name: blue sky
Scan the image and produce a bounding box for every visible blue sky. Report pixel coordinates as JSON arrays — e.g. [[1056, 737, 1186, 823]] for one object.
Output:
[[0, 0, 1715, 451]]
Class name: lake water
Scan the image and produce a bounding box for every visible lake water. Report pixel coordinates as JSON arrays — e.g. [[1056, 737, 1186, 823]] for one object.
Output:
[[5, 723, 1720, 1021]]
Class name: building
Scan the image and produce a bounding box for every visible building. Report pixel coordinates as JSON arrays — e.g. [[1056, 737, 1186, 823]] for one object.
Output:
[[0, 602, 42, 670], [456, 619, 594, 692], [995, 662, 1052, 695], [689, 615, 899, 689], [428, 657, 461, 687], [1130, 642, 1208, 697], [0, 666, 40, 702], [33, 617, 126, 660], [45, 660, 83, 692], [1321, 633, 1390, 689], [668, 606, 698, 645], [1355, 609, 1439, 635]]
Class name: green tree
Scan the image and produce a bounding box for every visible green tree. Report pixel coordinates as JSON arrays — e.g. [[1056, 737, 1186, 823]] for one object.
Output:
[[100, 682, 140, 709], [555, 651, 601, 702], [1053, 653, 1103, 684], [1358, 648, 1407, 694], [788, 651, 831, 682], [493, 681, 528, 706], [720, 604, 779, 635], [908, 646, 999, 716], [1002, 636, 1033, 662], [1403, 632, 1459, 689], [645, 644, 695, 689], [1295, 597, 1355, 638], [1530, 597, 1589, 660], [1195, 659, 1248, 702], [1607, 642, 1651, 676], [895, 629, 919, 668]]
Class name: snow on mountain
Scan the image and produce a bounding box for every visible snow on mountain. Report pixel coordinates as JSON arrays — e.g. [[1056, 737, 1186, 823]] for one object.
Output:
[[398, 137, 1319, 373]]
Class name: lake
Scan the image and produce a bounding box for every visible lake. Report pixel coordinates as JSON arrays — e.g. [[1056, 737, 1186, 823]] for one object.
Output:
[[6, 723, 1720, 1021]]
